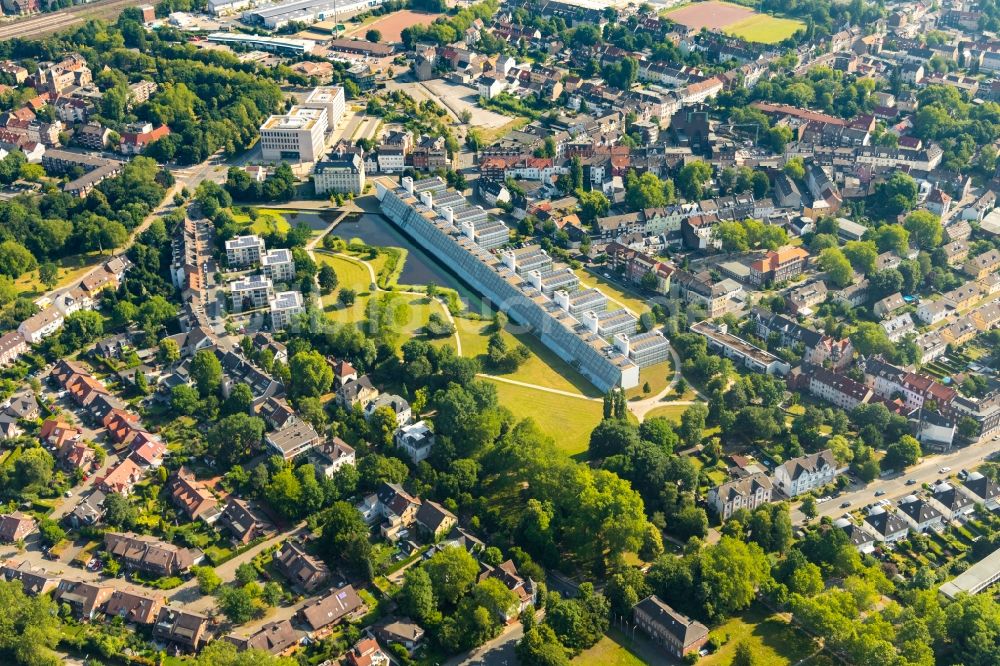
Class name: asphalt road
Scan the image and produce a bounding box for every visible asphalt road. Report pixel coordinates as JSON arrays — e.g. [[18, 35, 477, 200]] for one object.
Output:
[[793, 434, 1000, 523]]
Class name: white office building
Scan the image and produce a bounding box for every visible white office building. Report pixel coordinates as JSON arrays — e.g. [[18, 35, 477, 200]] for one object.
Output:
[[302, 86, 345, 132], [269, 290, 305, 330], [261, 248, 296, 283], [259, 106, 328, 163], [226, 235, 265, 267], [230, 274, 275, 313], [314, 153, 365, 195]]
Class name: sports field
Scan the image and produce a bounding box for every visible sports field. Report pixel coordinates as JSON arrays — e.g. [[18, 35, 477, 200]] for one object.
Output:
[[345, 9, 442, 43], [664, 1, 804, 44]]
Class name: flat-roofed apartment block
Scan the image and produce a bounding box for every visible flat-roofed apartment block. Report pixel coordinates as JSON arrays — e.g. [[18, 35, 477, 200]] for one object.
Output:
[[501, 245, 553, 275], [690, 321, 791, 375], [230, 274, 275, 313], [226, 234, 266, 266], [260, 106, 328, 163], [614, 330, 671, 368], [314, 153, 365, 195], [377, 176, 639, 391], [580, 308, 638, 338], [528, 267, 580, 296], [261, 248, 296, 283], [554, 287, 607, 316], [302, 86, 345, 131], [270, 290, 304, 330]]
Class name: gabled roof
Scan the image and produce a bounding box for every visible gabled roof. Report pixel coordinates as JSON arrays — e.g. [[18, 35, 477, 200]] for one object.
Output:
[[634, 595, 708, 647]]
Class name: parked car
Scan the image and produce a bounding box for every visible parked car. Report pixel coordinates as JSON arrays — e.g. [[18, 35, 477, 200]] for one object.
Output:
[[840, 501, 852, 508], [939, 467, 951, 474], [875, 490, 886, 497], [906, 479, 917, 486]]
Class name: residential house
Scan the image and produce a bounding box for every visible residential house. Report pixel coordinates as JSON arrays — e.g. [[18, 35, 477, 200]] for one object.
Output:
[[104, 590, 164, 625], [257, 397, 298, 431], [98, 457, 144, 495], [344, 638, 390, 666], [773, 449, 840, 497], [274, 540, 330, 594], [312, 437, 356, 478], [0, 560, 58, 596], [965, 249, 1000, 279], [218, 498, 275, 545], [266, 421, 322, 461], [167, 467, 219, 521], [897, 495, 944, 533], [357, 482, 422, 541], [364, 394, 412, 427], [882, 313, 916, 342], [479, 559, 536, 621], [749, 246, 809, 287], [298, 585, 365, 632], [633, 595, 710, 659], [963, 472, 1000, 510], [931, 481, 976, 519], [337, 375, 378, 408], [104, 532, 202, 576], [394, 420, 435, 463], [54, 580, 113, 620], [864, 506, 909, 543], [415, 500, 458, 539], [374, 617, 425, 654], [707, 473, 773, 520], [874, 292, 906, 319], [916, 300, 949, 325], [226, 620, 299, 655], [786, 281, 827, 315], [153, 607, 210, 651], [834, 518, 877, 554], [66, 490, 106, 528], [0, 331, 26, 367], [0, 512, 36, 542]]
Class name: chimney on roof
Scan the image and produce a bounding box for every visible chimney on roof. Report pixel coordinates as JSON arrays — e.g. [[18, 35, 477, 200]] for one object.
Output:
[[401, 176, 414, 194], [420, 190, 433, 209], [554, 289, 570, 311], [582, 310, 599, 333]]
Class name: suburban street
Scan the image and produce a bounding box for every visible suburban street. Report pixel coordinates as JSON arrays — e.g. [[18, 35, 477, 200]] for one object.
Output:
[[793, 434, 1000, 523]]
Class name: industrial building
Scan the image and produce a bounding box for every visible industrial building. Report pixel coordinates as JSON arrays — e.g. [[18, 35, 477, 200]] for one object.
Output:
[[206, 32, 316, 56], [377, 176, 640, 391], [242, 0, 384, 29]]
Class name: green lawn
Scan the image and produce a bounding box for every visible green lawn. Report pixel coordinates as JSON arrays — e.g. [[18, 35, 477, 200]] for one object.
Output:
[[573, 630, 647, 666], [573, 268, 650, 315], [487, 379, 603, 456], [644, 403, 691, 423], [232, 209, 291, 235], [13, 251, 105, 298], [699, 605, 818, 666], [626, 361, 672, 400], [725, 14, 805, 43], [456, 318, 603, 397]]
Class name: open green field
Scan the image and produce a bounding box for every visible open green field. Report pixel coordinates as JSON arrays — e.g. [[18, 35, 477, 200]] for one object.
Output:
[[14, 251, 105, 298], [455, 318, 602, 397], [643, 403, 691, 423], [487, 379, 603, 456], [232, 209, 291, 236], [573, 269, 650, 315], [725, 14, 805, 43], [699, 605, 818, 666], [573, 630, 647, 666], [626, 361, 672, 400]]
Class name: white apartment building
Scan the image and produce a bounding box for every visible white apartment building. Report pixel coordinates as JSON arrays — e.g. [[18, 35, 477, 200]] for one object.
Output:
[[302, 86, 345, 132], [394, 420, 435, 463], [229, 274, 275, 313], [225, 235, 265, 267], [261, 248, 296, 283], [314, 153, 365, 195], [269, 290, 304, 330], [259, 106, 328, 163], [773, 449, 839, 497]]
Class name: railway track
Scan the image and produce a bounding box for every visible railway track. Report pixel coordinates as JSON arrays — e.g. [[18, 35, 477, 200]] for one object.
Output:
[[0, 0, 142, 40]]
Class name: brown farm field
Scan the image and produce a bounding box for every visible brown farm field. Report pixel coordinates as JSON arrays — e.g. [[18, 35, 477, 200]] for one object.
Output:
[[346, 10, 442, 43], [664, 1, 755, 30]]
